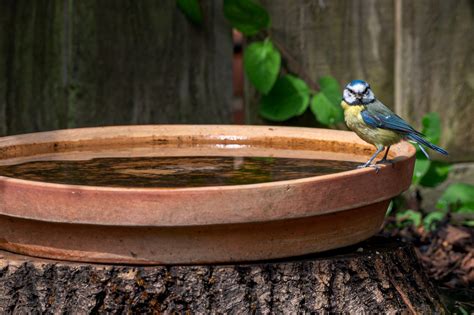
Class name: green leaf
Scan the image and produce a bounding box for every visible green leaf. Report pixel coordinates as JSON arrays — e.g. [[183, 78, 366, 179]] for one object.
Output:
[[396, 209, 422, 227], [243, 40, 281, 94], [463, 220, 474, 227], [456, 204, 474, 213], [223, 0, 270, 36], [436, 183, 474, 211], [177, 0, 203, 24], [421, 112, 442, 145], [259, 74, 310, 121], [412, 152, 431, 185], [419, 161, 452, 187], [310, 76, 344, 125], [318, 76, 341, 101], [423, 211, 445, 231], [385, 200, 394, 217], [458, 306, 470, 315]]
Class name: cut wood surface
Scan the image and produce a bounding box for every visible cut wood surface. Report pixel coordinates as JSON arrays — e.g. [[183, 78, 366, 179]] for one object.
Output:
[[0, 237, 444, 313], [0, 0, 233, 135]]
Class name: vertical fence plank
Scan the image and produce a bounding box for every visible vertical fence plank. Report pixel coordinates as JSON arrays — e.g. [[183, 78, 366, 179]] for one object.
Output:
[[2, 0, 69, 135], [69, 0, 233, 127], [245, 0, 395, 125], [396, 0, 473, 161], [0, 0, 233, 135], [0, 0, 11, 135]]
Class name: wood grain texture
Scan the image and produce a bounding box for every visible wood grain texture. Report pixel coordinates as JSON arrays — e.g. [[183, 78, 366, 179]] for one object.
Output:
[[0, 1, 12, 136], [1, 0, 69, 135], [0, 237, 444, 313], [0, 0, 233, 135], [245, 0, 395, 125], [396, 0, 474, 162], [244, 0, 473, 162]]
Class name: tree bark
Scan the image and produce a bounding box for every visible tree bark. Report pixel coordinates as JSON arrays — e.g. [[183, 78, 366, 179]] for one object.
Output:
[[0, 237, 444, 314]]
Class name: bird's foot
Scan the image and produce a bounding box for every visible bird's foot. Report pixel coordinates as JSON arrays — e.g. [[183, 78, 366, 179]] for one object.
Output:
[[357, 163, 381, 173], [376, 158, 394, 165]]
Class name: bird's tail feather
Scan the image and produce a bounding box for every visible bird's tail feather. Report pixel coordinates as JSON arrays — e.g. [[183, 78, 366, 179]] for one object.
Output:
[[407, 133, 448, 158]]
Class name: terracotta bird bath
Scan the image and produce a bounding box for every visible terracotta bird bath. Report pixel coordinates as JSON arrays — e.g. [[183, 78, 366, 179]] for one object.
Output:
[[0, 125, 415, 264]]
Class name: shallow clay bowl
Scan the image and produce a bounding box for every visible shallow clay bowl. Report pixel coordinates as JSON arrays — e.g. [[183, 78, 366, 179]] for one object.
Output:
[[0, 125, 415, 264]]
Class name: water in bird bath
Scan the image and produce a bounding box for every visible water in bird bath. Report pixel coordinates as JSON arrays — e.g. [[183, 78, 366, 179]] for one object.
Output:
[[0, 126, 416, 264], [0, 145, 360, 188]]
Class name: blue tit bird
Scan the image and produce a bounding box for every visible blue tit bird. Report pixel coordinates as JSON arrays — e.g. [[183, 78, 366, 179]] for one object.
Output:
[[341, 80, 448, 170]]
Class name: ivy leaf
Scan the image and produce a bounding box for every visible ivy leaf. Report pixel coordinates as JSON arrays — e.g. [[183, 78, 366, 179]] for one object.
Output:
[[418, 161, 452, 188], [259, 75, 310, 121], [223, 0, 270, 36], [310, 76, 344, 125], [177, 0, 203, 25], [244, 39, 281, 94], [436, 183, 474, 211], [421, 112, 442, 145]]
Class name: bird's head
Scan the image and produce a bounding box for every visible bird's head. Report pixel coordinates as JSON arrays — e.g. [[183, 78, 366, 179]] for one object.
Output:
[[342, 80, 375, 105]]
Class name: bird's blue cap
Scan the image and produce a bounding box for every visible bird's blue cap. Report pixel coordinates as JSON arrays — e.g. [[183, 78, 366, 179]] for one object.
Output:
[[347, 80, 369, 88]]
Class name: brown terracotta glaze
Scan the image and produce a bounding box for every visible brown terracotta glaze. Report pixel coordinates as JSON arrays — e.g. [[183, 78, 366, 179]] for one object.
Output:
[[0, 125, 416, 264]]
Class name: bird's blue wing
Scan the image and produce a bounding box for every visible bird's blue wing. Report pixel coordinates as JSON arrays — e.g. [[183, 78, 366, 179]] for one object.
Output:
[[361, 101, 423, 135], [361, 100, 447, 157]]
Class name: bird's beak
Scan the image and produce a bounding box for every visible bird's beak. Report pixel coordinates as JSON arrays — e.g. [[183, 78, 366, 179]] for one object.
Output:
[[356, 94, 363, 100]]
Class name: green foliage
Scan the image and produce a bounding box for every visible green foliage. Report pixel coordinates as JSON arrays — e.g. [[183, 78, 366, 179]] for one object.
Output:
[[418, 161, 452, 187], [310, 77, 344, 126], [422, 112, 441, 144], [412, 112, 451, 187], [423, 211, 445, 231], [396, 209, 422, 227], [436, 183, 474, 212], [177, 0, 203, 24], [259, 75, 310, 121], [458, 306, 470, 315], [243, 39, 281, 94], [220, 1, 341, 125], [463, 220, 474, 227], [385, 200, 394, 217], [394, 183, 474, 231], [412, 151, 431, 185], [388, 113, 472, 231], [437, 183, 474, 228], [391, 184, 474, 232], [223, 0, 270, 36]]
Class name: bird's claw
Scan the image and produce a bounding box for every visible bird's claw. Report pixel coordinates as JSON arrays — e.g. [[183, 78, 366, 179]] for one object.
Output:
[[357, 163, 381, 173], [376, 158, 394, 165]]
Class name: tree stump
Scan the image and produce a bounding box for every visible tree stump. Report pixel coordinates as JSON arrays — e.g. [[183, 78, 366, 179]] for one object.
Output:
[[0, 237, 444, 313]]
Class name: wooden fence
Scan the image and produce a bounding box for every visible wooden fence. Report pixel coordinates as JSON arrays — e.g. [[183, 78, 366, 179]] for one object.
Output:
[[0, 0, 472, 162], [0, 0, 233, 134], [246, 0, 473, 162]]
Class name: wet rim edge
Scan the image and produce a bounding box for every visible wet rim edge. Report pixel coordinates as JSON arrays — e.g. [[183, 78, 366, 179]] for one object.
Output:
[[0, 124, 416, 192]]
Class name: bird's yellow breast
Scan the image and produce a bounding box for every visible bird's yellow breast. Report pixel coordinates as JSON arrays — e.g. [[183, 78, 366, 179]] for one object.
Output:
[[340, 101, 402, 147]]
